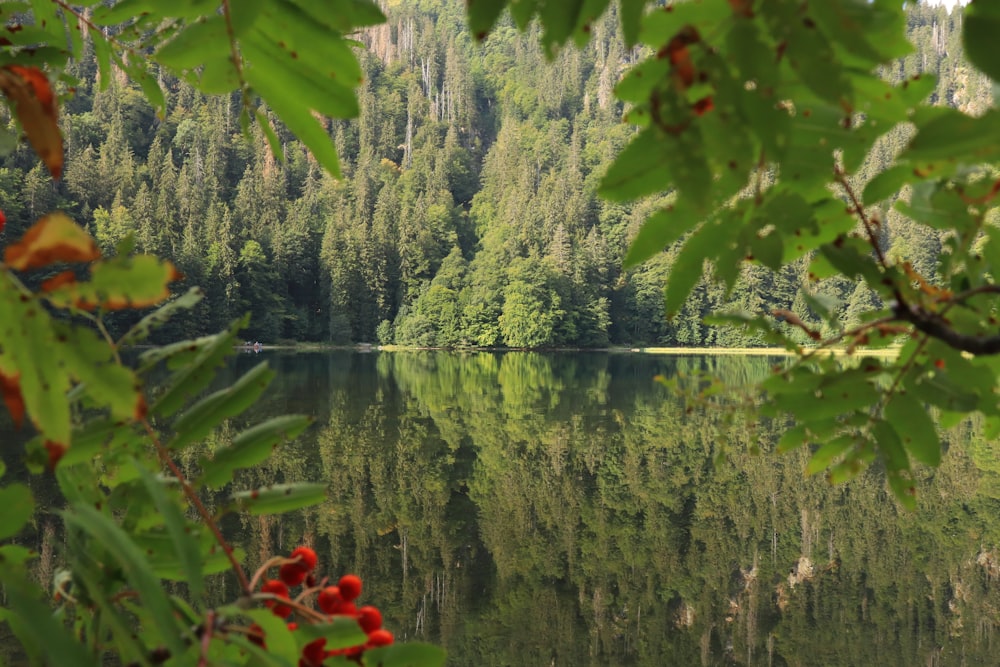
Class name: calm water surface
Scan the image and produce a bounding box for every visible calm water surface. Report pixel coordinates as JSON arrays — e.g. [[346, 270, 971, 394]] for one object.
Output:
[[10, 351, 1000, 665]]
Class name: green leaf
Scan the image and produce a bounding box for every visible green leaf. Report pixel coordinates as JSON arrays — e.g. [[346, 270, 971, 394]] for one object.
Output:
[[90, 26, 113, 90], [806, 435, 855, 476], [0, 274, 71, 449], [872, 419, 909, 472], [466, 0, 508, 40], [199, 415, 312, 489], [619, 0, 644, 47], [246, 64, 342, 177], [777, 424, 809, 453], [63, 503, 186, 657], [665, 220, 738, 318], [964, 2, 1000, 83], [0, 484, 33, 540], [232, 482, 326, 515], [623, 202, 699, 268], [134, 461, 203, 599], [883, 392, 940, 467], [120, 287, 205, 345], [151, 316, 247, 417], [54, 323, 144, 423], [363, 643, 448, 667], [862, 164, 913, 204], [256, 109, 286, 165], [598, 129, 672, 202], [297, 616, 368, 650], [168, 362, 276, 450], [245, 609, 299, 665], [0, 578, 93, 665], [154, 16, 230, 69], [902, 108, 1000, 164]]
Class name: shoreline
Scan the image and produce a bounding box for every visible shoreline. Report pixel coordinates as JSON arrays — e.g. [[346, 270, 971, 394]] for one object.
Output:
[[249, 343, 901, 357]]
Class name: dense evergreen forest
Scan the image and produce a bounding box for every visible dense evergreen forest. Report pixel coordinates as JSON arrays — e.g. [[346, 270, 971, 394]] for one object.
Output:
[[0, 0, 988, 347]]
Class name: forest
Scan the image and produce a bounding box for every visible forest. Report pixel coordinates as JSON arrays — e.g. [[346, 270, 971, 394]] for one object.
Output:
[[0, 0, 983, 348]]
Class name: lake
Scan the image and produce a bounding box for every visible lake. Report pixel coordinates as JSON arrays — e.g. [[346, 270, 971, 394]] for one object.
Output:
[[6, 350, 1000, 665]]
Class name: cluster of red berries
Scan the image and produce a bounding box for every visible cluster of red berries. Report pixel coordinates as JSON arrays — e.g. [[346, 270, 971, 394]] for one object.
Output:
[[252, 546, 394, 666]]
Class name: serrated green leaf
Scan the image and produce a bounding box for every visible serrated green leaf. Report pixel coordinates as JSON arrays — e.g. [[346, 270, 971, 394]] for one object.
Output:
[[363, 642, 448, 667], [884, 392, 940, 467], [168, 362, 275, 450], [120, 287, 205, 345], [134, 461, 203, 599], [63, 503, 185, 657], [0, 484, 33, 540], [232, 482, 326, 515], [54, 322, 143, 422], [151, 316, 247, 417], [199, 415, 312, 489]]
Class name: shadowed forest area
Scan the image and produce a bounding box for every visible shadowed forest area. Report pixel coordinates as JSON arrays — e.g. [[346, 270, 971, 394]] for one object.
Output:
[[0, 1, 985, 348]]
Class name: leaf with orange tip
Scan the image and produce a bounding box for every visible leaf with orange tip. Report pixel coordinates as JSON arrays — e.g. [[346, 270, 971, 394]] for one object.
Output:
[[44, 255, 182, 311], [0, 65, 63, 179], [0, 369, 24, 429], [4, 213, 100, 270]]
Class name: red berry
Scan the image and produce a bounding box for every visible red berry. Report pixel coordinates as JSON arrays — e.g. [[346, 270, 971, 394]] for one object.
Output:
[[290, 546, 318, 571], [367, 629, 394, 647], [279, 562, 308, 587], [338, 574, 362, 601], [335, 601, 357, 616], [261, 579, 293, 618], [286, 622, 298, 631], [248, 623, 266, 648], [317, 585, 343, 614], [0, 209, 6, 233], [261, 579, 289, 597], [300, 637, 326, 666], [357, 606, 382, 633]]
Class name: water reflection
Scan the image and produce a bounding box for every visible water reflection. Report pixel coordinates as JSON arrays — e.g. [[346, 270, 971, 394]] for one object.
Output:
[[5, 351, 1000, 666]]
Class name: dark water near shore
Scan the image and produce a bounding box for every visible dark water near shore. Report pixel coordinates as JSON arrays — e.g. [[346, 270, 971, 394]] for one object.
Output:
[[6, 350, 1000, 665]]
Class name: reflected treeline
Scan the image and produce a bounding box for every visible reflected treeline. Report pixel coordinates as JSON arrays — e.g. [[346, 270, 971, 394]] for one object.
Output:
[[6, 352, 1000, 666]]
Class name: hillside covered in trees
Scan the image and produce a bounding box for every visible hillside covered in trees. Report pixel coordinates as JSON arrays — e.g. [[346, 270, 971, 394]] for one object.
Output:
[[0, 0, 988, 347]]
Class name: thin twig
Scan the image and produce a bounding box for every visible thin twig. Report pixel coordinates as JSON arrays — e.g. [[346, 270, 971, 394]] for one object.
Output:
[[142, 420, 252, 596], [254, 593, 329, 623], [835, 169, 890, 270]]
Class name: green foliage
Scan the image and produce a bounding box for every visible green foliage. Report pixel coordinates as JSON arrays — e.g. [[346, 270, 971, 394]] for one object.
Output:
[[451, 0, 1000, 503]]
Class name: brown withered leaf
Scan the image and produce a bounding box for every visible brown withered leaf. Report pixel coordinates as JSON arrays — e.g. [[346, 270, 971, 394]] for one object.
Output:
[[0, 65, 63, 179], [4, 212, 101, 270]]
